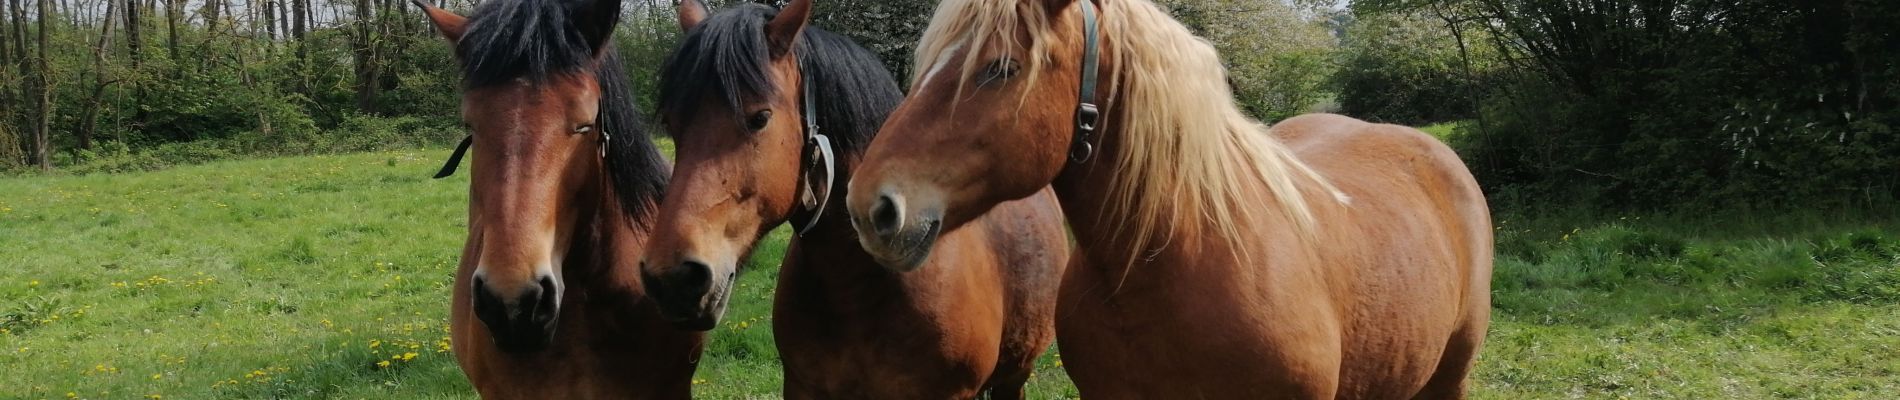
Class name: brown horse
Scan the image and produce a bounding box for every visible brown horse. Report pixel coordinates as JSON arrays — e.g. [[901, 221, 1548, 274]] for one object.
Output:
[[637, 0, 1068, 398], [846, 0, 1494, 398], [418, 0, 703, 398]]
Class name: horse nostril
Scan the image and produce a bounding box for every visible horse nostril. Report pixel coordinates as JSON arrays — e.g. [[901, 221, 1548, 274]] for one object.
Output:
[[871, 194, 904, 237], [676, 260, 713, 295], [531, 276, 558, 323], [471, 276, 507, 328]]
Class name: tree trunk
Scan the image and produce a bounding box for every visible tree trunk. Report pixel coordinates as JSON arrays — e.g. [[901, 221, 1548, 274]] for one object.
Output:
[[163, 0, 177, 71], [34, 0, 51, 171], [351, 0, 377, 113], [123, 0, 140, 63], [126, 0, 145, 129], [0, 0, 9, 68], [202, 0, 219, 35], [1, 0, 12, 168], [292, 0, 307, 92], [263, 0, 276, 42], [77, 0, 118, 150], [10, 0, 25, 78]]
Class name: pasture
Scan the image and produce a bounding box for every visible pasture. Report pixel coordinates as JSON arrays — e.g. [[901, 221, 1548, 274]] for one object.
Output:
[[1, 146, 1897, 399]]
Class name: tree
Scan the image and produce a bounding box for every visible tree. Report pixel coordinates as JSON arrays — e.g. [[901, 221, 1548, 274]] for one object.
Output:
[[32, 0, 50, 170], [1157, 0, 1338, 121], [77, 0, 119, 150]]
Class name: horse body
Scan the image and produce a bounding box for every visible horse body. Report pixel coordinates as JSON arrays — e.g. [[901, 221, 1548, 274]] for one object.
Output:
[[638, 2, 1066, 399], [844, 0, 1492, 398], [1051, 114, 1491, 399], [774, 189, 1064, 399]]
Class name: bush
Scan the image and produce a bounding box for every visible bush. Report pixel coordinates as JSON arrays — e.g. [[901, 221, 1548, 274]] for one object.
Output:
[[1330, 10, 1483, 125]]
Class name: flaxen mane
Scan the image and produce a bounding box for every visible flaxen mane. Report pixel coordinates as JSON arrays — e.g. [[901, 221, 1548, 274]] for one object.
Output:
[[912, 0, 1345, 268]]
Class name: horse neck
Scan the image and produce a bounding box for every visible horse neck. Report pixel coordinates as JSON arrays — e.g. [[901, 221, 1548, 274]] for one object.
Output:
[[563, 170, 646, 296], [788, 152, 915, 286], [1050, 112, 1280, 289]]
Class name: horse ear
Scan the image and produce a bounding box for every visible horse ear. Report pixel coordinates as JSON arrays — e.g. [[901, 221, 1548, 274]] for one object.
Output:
[[765, 0, 813, 58], [573, 0, 624, 55], [678, 0, 709, 32], [414, 0, 467, 44]]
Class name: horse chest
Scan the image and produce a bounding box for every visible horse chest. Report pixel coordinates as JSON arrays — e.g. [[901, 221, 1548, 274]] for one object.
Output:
[[775, 270, 998, 398]]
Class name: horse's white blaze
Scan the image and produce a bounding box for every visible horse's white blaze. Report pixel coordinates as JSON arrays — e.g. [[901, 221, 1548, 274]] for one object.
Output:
[[918, 39, 967, 92]]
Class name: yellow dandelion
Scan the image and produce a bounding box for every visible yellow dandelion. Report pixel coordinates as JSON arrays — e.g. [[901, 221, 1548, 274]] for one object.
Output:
[[29, 280, 39, 287], [152, 373, 163, 380], [376, 361, 392, 368], [369, 340, 381, 349]]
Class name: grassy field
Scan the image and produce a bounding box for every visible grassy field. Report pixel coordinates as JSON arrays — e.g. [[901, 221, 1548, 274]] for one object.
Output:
[[1, 149, 1896, 399]]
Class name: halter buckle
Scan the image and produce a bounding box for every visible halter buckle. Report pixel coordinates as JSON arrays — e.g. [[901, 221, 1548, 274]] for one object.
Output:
[[1071, 103, 1099, 163], [599, 131, 612, 159]]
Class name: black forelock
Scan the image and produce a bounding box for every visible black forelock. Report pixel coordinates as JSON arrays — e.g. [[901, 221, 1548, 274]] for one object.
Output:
[[456, 0, 597, 88], [454, 0, 670, 225], [657, 3, 903, 154]]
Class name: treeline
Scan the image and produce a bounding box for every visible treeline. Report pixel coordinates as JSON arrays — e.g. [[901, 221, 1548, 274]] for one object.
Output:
[[0, 0, 479, 173], [6, 0, 1892, 209], [0, 0, 1336, 175], [1339, 0, 1900, 208]]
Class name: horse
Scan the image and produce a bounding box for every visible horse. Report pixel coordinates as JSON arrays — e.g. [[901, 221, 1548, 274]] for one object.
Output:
[[417, 0, 704, 398], [636, 0, 1069, 398], [844, 0, 1495, 398]]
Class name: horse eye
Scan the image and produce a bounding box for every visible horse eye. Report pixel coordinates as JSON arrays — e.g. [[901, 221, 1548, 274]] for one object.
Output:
[[574, 124, 594, 134], [984, 58, 1020, 83], [746, 110, 774, 131]]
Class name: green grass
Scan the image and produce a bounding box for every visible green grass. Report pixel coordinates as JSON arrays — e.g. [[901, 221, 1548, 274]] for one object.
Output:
[[2, 150, 1896, 399]]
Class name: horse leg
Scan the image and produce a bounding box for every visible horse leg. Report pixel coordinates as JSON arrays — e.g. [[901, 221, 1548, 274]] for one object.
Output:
[[1411, 319, 1487, 400]]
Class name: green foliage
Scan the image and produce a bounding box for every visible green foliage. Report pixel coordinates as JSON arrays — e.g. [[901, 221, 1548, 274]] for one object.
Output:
[[1354, 0, 1900, 209], [1159, 0, 1339, 121], [809, 0, 936, 82], [1329, 9, 1481, 125]]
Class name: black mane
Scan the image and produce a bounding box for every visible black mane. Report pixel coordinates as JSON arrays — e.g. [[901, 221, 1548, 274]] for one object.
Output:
[[657, 3, 903, 154], [456, 0, 670, 224]]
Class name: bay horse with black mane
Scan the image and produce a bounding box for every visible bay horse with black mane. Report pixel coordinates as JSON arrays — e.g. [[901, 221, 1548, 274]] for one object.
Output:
[[847, 0, 1494, 398], [637, 0, 1068, 398], [417, 0, 703, 397]]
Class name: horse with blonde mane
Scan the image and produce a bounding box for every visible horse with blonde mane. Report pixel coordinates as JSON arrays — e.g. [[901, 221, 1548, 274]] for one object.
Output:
[[418, 0, 704, 397], [846, 0, 1494, 398]]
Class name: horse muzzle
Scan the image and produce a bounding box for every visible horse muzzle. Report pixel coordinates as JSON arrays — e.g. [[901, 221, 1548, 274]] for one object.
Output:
[[852, 191, 943, 272], [641, 259, 733, 331], [471, 275, 560, 353]]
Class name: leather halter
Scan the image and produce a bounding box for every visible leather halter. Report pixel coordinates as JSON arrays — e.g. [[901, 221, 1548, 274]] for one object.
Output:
[[794, 66, 838, 237], [434, 135, 476, 179], [431, 113, 608, 180], [1070, 0, 1102, 164]]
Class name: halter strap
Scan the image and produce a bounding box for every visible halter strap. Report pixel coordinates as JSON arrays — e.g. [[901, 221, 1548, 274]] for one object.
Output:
[[433, 112, 612, 179], [433, 135, 475, 179], [796, 65, 839, 237], [1070, 0, 1101, 163]]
